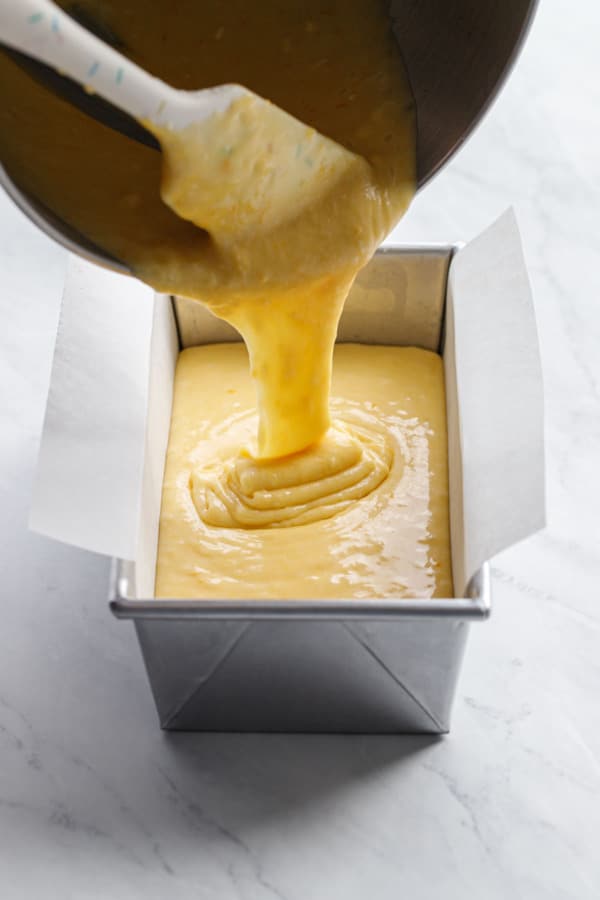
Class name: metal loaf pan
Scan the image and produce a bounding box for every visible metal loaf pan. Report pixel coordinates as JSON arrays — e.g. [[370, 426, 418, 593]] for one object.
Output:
[[110, 246, 491, 734]]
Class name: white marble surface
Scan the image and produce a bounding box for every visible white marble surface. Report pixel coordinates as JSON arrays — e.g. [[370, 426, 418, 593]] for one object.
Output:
[[1, 1, 599, 896]]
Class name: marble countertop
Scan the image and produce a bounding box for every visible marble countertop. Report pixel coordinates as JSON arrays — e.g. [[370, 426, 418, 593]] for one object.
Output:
[[1, 1, 598, 897]]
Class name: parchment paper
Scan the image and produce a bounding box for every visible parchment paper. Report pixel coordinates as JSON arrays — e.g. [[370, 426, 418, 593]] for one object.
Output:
[[445, 209, 545, 593], [30, 256, 154, 561], [30, 210, 545, 596]]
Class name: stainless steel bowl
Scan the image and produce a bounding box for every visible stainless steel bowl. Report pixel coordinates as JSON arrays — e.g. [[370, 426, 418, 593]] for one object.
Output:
[[0, 0, 537, 273]]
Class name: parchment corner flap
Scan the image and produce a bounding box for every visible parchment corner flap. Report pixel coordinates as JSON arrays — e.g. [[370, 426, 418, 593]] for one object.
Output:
[[448, 209, 546, 586]]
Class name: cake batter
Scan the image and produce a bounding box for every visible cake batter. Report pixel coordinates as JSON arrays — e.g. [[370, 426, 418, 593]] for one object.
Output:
[[155, 344, 453, 600], [0, 2, 453, 596], [0, 0, 414, 457]]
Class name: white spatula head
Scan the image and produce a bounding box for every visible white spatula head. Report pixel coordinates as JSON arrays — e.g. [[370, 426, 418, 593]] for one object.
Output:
[[152, 88, 372, 243]]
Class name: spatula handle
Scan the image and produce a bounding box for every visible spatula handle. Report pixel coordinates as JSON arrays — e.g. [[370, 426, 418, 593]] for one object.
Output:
[[0, 0, 174, 123]]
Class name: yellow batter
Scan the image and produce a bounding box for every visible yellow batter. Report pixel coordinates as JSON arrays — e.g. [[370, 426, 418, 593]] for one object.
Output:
[[155, 344, 453, 600], [0, 0, 414, 458], [0, 2, 454, 596]]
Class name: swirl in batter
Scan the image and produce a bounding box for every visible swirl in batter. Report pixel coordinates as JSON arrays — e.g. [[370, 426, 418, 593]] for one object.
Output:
[[190, 409, 394, 529]]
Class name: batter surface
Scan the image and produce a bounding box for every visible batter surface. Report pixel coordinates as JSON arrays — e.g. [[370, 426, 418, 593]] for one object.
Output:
[[155, 344, 453, 600]]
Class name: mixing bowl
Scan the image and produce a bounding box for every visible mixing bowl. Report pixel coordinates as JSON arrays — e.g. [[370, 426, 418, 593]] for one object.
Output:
[[0, 0, 537, 272]]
